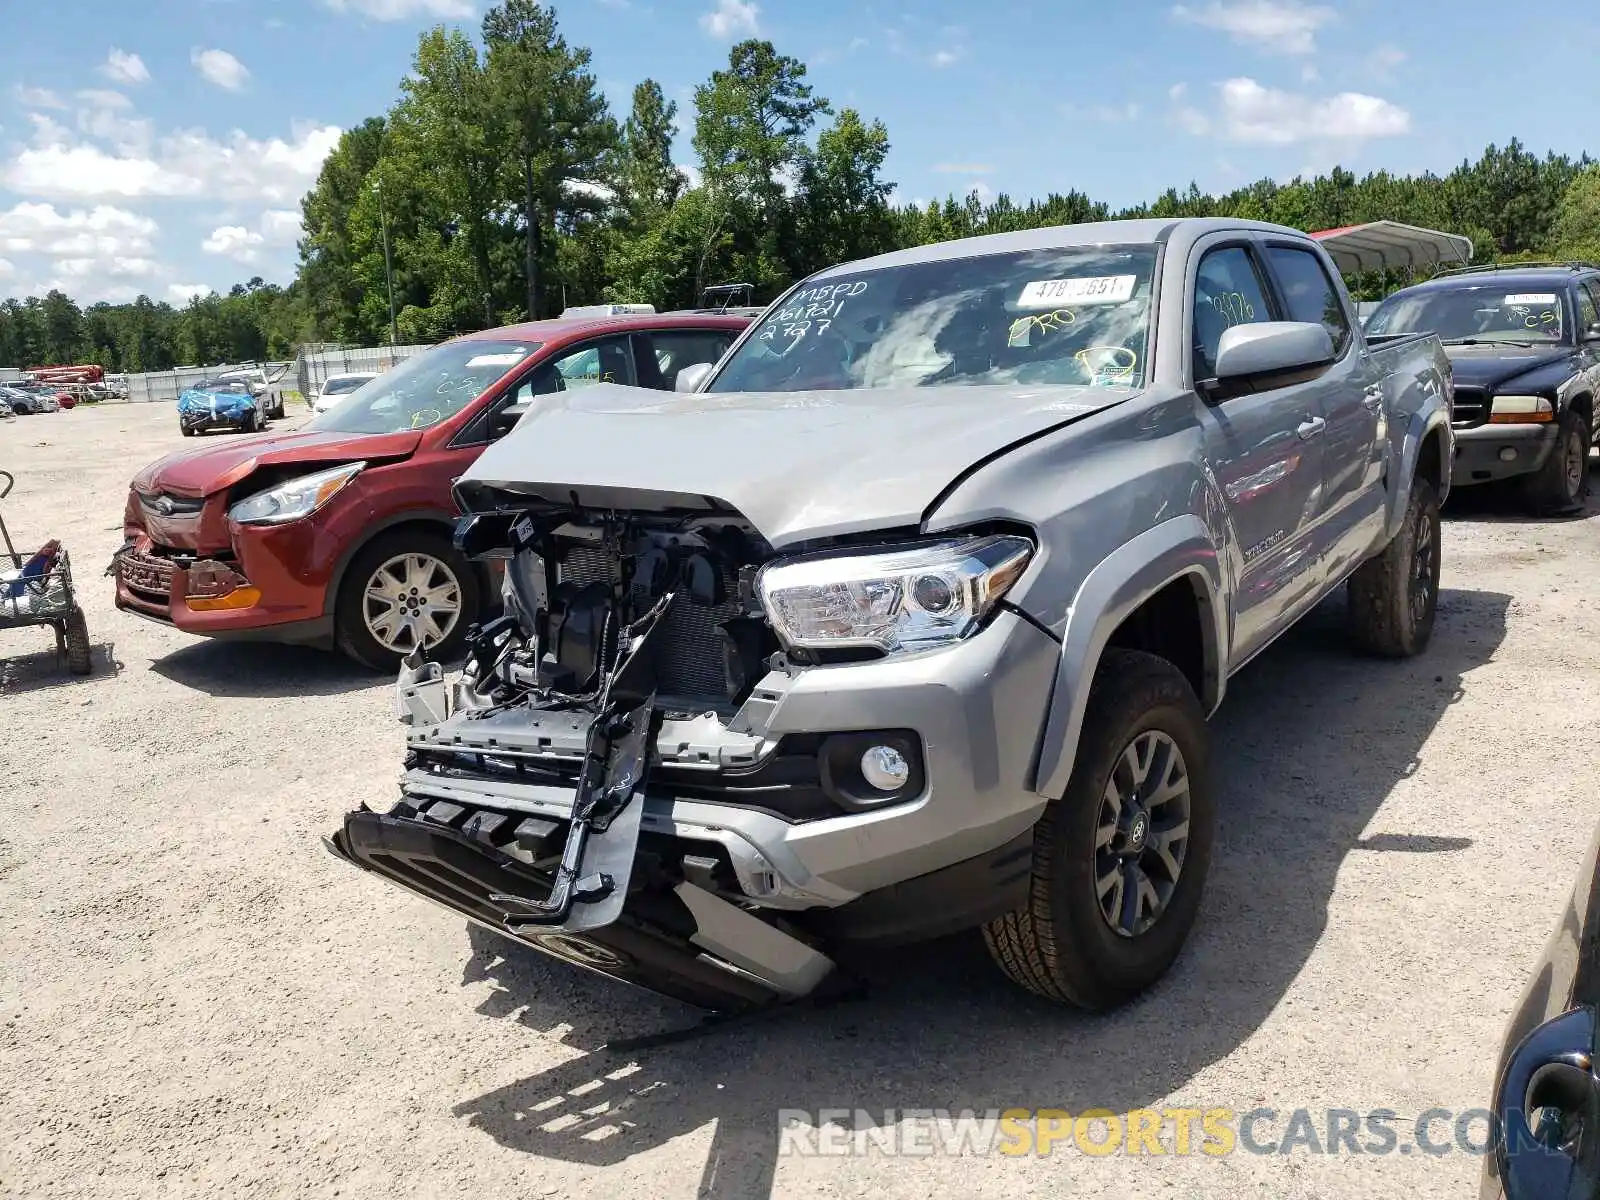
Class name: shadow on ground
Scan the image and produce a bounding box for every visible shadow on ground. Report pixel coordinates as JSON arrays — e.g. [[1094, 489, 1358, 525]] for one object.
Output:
[[0, 640, 121, 695], [149, 639, 380, 698], [1443, 465, 1600, 525], [447, 586, 1510, 1198]]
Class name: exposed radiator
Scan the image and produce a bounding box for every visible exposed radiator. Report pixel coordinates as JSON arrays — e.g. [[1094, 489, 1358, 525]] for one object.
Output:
[[558, 545, 741, 708]]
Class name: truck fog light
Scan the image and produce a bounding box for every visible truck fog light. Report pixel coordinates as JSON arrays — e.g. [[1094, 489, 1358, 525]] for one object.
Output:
[[1499, 447, 1518, 462], [861, 745, 911, 791]]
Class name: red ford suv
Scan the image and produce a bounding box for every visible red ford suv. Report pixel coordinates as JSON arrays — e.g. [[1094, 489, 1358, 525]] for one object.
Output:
[[112, 311, 750, 668]]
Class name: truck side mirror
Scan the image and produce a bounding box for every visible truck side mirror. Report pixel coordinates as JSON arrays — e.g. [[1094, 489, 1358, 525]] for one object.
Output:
[[675, 362, 714, 393], [1204, 321, 1335, 400]]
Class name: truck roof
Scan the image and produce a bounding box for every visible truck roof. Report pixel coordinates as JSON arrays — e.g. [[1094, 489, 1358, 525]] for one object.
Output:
[[1401, 265, 1596, 294], [800, 217, 1314, 280]]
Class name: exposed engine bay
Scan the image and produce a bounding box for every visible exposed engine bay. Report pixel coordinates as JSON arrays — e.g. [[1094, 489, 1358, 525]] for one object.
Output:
[[452, 504, 785, 720], [325, 500, 852, 1016]]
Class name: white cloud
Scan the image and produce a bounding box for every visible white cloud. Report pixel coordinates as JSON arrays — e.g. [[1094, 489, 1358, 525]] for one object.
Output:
[[0, 258, 14, 277], [4, 143, 197, 200], [101, 49, 150, 86], [167, 283, 211, 304], [15, 86, 66, 109], [0, 202, 158, 256], [201, 225, 265, 263], [321, 0, 474, 17], [1216, 77, 1410, 143], [56, 256, 157, 278], [192, 48, 250, 91], [931, 49, 960, 67], [259, 209, 303, 244], [676, 163, 702, 189], [967, 182, 993, 202], [1171, 1, 1334, 55], [3, 121, 341, 203], [700, 0, 759, 38]]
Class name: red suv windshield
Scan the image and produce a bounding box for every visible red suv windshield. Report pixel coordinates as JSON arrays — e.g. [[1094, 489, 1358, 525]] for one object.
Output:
[[305, 339, 541, 435]]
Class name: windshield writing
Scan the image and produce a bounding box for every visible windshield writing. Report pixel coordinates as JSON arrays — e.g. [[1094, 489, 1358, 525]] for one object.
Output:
[[304, 340, 540, 435], [1367, 286, 1567, 343], [708, 245, 1158, 393]]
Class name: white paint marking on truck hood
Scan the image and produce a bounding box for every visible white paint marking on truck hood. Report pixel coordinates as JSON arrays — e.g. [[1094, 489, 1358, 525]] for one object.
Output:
[[461, 381, 1142, 547]]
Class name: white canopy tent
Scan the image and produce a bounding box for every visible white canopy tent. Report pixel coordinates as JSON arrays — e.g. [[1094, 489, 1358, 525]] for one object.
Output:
[[1308, 221, 1474, 274]]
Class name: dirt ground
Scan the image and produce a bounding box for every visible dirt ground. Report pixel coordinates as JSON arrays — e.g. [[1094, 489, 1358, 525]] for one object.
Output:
[[2, 401, 1596, 1199]]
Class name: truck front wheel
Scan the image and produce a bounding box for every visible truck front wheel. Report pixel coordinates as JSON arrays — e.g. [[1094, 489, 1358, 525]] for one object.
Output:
[[1520, 408, 1589, 514], [983, 649, 1215, 1010], [1347, 476, 1440, 658]]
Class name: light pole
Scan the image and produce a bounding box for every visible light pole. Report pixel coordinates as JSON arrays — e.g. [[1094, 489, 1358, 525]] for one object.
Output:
[[375, 176, 398, 346]]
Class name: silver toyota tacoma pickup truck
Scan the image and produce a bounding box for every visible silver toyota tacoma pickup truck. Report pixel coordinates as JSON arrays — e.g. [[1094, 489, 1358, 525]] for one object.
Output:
[[326, 217, 1454, 1016]]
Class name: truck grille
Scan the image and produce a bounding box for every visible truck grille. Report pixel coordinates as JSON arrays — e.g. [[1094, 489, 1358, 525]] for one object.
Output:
[[1451, 386, 1489, 429], [558, 546, 742, 709]]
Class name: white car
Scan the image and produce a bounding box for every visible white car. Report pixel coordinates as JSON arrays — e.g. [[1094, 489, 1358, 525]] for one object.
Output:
[[311, 372, 380, 414]]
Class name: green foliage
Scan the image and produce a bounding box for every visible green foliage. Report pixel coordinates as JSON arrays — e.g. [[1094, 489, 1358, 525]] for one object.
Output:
[[3, 32, 1595, 369]]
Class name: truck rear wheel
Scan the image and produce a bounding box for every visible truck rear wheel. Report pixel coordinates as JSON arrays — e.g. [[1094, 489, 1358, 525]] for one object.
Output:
[[983, 649, 1214, 1010], [1347, 476, 1440, 658], [1520, 408, 1588, 514]]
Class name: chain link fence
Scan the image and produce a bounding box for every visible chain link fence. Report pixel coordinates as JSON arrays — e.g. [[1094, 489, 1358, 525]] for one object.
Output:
[[114, 344, 434, 406]]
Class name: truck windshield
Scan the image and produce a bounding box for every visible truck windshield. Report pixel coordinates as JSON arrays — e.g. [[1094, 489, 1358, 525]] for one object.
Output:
[[707, 245, 1158, 393], [1366, 284, 1568, 344], [305, 339, 540, 435]]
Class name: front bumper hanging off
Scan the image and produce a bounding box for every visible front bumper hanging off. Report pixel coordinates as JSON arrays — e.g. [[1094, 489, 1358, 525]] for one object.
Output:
[[324, 599, 838, 1015]]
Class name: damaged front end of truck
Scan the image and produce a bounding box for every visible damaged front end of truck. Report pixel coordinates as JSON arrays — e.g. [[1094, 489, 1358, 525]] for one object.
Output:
[[325, 484, 866, 1014]]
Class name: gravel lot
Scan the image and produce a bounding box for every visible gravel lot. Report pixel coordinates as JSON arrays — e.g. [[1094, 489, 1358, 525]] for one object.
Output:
[[3, 401, 1596, 1199]]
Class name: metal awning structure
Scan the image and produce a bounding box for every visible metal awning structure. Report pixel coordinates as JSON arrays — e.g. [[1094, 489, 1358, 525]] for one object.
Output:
[[1309, 221, 1474, 273]]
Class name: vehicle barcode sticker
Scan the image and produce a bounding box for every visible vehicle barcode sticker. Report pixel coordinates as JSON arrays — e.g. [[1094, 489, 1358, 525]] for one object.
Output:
[[1016, 275, 1137, 309], [466, 352, 526, 367], [1503, 293, 1557, 306]]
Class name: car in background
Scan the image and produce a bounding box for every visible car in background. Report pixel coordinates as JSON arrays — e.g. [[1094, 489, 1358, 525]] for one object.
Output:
[[176, 376, 271, 436], [0, 396, 13, 420], [311, 372, 379, 414], [1365, 262, 1600, 513], [1481, 818, 1600, 1199], [214, 367, 287, 419], [113, 310, 749, 670], [0, 385, 57, 415]]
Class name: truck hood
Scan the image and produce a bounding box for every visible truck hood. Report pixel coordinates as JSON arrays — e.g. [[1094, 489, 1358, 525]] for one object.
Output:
[[132, 427, 422, 498], [459, 381, 1139, 547], [1444, 344, 1573, 390]]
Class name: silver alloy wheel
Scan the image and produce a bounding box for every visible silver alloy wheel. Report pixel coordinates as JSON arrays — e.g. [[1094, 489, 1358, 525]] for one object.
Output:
[[1564, 425, 1586, 501], [1094, 730, 1192, 938], [362, 552, 463, 653]]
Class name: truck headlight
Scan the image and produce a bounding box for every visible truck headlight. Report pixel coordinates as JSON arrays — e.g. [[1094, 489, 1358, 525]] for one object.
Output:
[[1488, 394, 1554, 423], [229, 461, 364, 526], [756, 533, 1034, 655]]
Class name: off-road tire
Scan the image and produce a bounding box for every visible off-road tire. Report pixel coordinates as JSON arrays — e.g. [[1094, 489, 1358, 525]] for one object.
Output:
[[983, 649, 1214, 1010], [62, 606, 92, 675], [1520, 408, 1589, 514], [241, 410, 257, 434], [1348, 476, 1440, 658], [180, 425, 195, 437], [334, 529, 481, 673]]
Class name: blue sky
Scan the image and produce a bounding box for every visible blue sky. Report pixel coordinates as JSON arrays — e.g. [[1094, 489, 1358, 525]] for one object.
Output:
[[1, 0, 1597, 306]]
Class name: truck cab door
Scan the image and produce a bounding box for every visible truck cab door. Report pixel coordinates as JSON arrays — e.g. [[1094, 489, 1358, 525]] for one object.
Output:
[[1188, 240, 1326, 665], [1259, 242, 1386, 578]]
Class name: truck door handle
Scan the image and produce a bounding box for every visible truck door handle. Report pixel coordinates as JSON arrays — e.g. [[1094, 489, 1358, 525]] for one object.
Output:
[[1297, 417, 1327, 440]]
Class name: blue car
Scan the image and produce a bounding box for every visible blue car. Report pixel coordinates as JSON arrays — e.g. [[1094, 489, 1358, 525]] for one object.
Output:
[[177, 376, 269, 436]]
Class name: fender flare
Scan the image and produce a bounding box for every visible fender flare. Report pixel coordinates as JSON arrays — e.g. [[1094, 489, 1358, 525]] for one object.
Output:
[[1031, 514, 1228, 801], [1388, 409, 1454, 537]]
